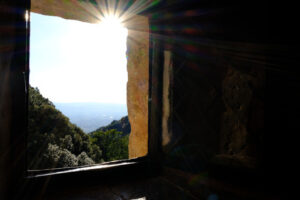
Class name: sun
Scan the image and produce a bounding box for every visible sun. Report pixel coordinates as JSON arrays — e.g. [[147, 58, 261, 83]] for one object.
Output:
[[98, 14, 128, 42], [99, 15, 125, 31]]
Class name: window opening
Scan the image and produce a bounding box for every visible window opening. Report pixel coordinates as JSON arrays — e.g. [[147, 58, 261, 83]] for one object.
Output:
[[28, 12, 131, 170]]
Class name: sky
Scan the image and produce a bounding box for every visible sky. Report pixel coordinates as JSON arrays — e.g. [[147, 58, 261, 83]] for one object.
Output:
[[30, 13, 128, 104]]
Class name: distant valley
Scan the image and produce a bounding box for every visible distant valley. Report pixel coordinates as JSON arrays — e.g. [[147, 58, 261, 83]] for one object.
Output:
[[54, 102, 128, 133]]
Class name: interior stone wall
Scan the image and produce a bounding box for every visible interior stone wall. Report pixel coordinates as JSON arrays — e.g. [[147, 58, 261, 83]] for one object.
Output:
[[153, 2, 267, 173], [161, 41, 266, 173], [31, 0, 149, 159], [126, 16, 149, 158]]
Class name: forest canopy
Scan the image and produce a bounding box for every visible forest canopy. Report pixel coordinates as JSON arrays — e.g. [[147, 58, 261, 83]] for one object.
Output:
[[28, 86, 129, 170]]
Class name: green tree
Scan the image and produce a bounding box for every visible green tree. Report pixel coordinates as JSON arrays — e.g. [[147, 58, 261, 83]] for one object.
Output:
[[28, 86, 101, 169], [60, 135, 74, 152], [88, 143, 103, 163], [90, 129, 129, 161], [40, 144, 78, 169], [77, 152, 95, 166]]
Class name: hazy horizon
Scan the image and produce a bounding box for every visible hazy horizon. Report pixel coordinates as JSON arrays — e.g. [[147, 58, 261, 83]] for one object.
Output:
[[52, 101, 127, 105], [54, 102, 128, 133]]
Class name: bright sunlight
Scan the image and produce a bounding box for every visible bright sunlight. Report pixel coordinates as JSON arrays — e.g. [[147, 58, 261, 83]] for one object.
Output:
[[30, 13, 128, 104]]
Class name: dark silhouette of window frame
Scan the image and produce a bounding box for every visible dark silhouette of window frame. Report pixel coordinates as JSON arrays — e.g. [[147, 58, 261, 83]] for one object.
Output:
[[12, 0, 164, 192]]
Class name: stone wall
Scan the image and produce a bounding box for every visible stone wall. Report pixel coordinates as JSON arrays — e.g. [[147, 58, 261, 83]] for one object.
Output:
[[218, 64, 264, 168], [161, 41, 266, 172], [126, 16, 149, 158]]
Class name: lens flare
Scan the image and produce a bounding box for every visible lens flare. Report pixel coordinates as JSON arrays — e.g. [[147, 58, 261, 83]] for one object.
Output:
[[100, 15, 124, 30]]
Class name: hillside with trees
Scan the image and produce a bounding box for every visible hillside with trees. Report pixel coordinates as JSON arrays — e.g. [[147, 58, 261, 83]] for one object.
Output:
[[28, 86, 129, 170], [91, 116, 131, 135]]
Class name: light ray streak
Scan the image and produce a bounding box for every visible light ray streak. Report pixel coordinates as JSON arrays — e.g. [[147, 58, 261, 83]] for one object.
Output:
[[74, 0, 159, 27]]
